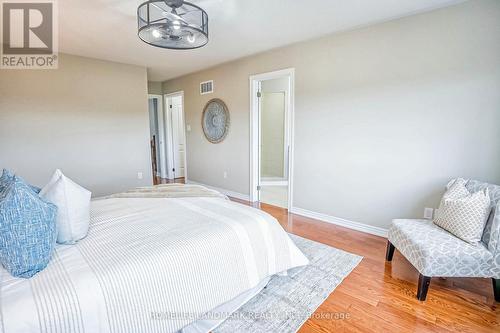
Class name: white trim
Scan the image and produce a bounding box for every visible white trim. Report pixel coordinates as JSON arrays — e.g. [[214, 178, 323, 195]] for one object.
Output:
[[249, 68, 295, 211], [187, 180, 250, 201], [283, 90, 290, 179], [164, 91, 188, 182], [250, 79, 260, 203], [291, 207, 388, 238]]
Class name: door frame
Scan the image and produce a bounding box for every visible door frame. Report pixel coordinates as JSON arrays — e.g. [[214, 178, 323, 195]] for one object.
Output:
[[148, 94, 167, 178], [164, 91, 188, 181], [249, 68, 295, 210]]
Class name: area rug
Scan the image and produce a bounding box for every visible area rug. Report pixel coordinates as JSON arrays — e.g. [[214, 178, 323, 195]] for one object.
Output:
[[213, 234, 363, 333]]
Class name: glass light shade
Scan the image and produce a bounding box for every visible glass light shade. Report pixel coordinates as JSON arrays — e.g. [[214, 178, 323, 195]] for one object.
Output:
[[138, 1, 209, 50]]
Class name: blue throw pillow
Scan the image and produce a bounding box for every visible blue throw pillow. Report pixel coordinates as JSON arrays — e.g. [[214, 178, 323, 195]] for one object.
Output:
[[0, 176, 58, 278], [29, 184, 42, 194], [0, 169, 41, 194], [0, 169, 14, 192]]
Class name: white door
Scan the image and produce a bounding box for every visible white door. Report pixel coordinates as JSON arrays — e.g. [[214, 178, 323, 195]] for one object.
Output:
[[257, 77, 290, 209], [170, 96, 185, 178]]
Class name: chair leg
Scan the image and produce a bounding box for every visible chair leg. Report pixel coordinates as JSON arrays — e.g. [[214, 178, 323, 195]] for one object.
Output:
[[417, 274, 431, 301], [493, 278, 500, 302], [385, 241, 395, 261]]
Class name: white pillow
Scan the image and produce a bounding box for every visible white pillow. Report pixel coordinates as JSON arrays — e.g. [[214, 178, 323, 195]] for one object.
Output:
[[434, 180, 490, 244], [40, 169, 91, 244], [434, 178, 470, 219]]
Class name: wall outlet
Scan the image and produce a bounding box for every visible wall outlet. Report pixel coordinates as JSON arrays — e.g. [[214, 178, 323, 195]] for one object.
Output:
[[137, 172, 143, 180], [424, 207, 434, 220], [186, 124, 191, 132], [223, 171, 228, 179]]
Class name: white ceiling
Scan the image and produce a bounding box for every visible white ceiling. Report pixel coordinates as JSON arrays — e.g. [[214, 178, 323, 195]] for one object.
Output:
[[59, 0, 465, 81]]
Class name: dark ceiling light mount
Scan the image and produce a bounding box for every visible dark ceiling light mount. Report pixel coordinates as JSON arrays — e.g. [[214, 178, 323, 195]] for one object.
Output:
[[137, 0, 209, 50]]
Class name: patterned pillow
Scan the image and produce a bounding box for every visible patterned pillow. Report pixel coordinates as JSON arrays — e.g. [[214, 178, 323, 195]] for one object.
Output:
[[434, 185, 491, 244], [445, 178, 470, 199], [435, 178, 470, 219], [0, 176, 58, 278]]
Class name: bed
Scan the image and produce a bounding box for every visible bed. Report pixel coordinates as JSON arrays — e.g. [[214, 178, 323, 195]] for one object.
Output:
[[0, 184, 309, 333]]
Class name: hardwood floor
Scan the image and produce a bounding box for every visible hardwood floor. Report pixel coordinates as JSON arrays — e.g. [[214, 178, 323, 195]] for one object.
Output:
[[230, 199, 500, 333], [153, 177, 185, 185]]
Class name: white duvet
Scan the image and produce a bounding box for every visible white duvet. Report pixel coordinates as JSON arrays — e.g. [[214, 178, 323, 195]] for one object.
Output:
[[0, 196, 308, 333]]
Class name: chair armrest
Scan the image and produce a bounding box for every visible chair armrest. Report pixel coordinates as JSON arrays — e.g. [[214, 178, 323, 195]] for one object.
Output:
[[488, 206, 500, 278]]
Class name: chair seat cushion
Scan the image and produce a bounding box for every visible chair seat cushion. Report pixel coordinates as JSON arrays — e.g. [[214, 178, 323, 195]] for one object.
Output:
[[388, 219, 494, 277]]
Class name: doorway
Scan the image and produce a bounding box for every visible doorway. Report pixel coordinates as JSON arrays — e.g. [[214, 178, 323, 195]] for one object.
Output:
[[250, 69, 294, 210], [148, 94, 166, 181], [164, 92, 187, 181], [147, 92, 187, 185]]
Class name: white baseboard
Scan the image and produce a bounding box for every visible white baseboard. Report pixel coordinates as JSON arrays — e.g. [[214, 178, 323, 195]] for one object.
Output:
[[186, 180, 250, 201], [290, 207, 388, 238], [186, 180, 386, 238]]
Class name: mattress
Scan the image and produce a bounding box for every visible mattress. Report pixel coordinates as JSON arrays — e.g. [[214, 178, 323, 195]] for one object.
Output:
[[0, 194, 308, 333]]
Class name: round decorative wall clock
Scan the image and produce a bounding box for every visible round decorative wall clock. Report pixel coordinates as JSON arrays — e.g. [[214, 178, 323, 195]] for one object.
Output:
[[202, 99, 230, 143]]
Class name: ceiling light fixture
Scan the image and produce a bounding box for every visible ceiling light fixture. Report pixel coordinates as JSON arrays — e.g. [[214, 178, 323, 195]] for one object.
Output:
[[152, 29, 161, 38], [137, 0, 209, 50]]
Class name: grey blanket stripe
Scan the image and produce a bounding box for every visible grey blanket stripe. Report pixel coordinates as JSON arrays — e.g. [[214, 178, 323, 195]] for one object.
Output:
[[35, 251, 82, 333], [53, 252, 85, 333], [78, 205, 181, 332], [200, 198, 290, 271], [42, 259, 67, 333], [49, 255, 75, 333], [30, 279, 48, 333], [173, 199, 259, 285], [78, 216, 136, 333], [76, 215, 121, 333], [74, 245, 114, 333], [32, 271, 59, 333]]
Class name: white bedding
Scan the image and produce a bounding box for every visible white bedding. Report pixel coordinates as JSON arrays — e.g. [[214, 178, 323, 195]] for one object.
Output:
[[0, 196, 308, 333]]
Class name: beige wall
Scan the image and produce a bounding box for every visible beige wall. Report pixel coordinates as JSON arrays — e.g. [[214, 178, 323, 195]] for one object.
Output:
[[148, 81, 163, 95], [163, 0, 500, 230], [0, 54, 153, 196]]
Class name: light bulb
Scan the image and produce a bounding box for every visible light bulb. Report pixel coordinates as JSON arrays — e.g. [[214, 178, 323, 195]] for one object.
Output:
[[187, 33, 196, 44], [152, 29, 161, 38], [172, 20, 181, 30]]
